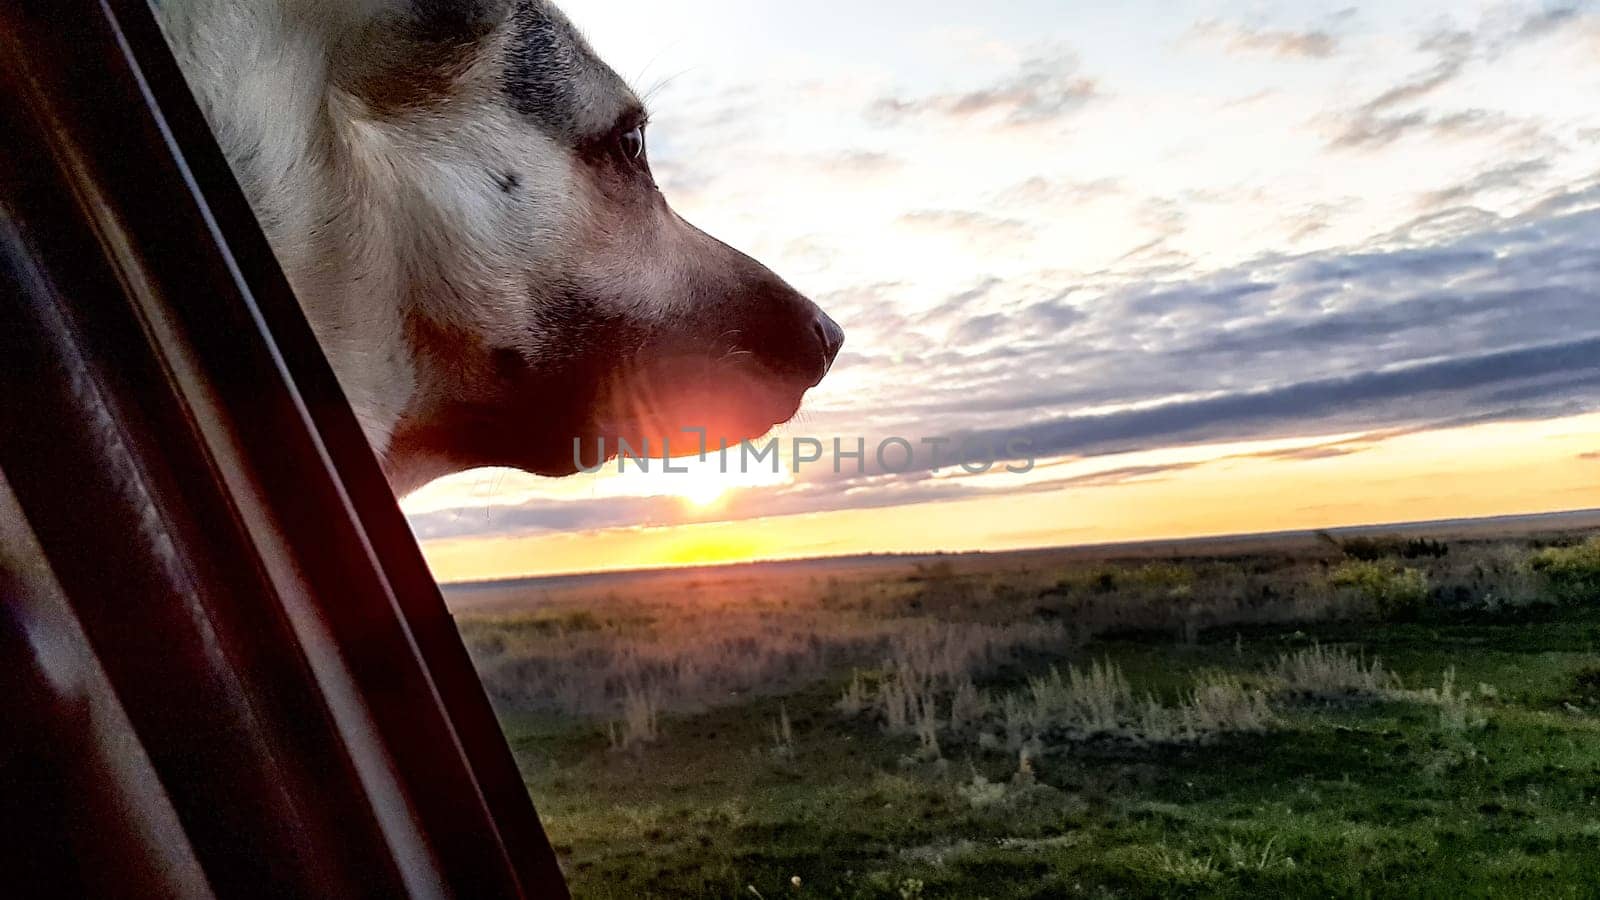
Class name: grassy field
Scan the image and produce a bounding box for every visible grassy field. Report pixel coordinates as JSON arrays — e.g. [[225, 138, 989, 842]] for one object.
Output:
[[451, 524, 1600, 898]]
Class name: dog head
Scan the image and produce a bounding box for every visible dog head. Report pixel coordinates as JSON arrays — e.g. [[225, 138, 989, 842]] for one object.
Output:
[[294, 1, 843, 490]]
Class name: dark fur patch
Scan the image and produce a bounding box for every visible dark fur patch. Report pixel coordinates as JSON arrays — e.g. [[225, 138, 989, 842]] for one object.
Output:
[[406, 0, 504, 44], [503, 1, 584, 135], [345, 41, 478, 115], [502, 0, 636, 140], [494, 170, 522, 193], [340, 2, 506, 116]]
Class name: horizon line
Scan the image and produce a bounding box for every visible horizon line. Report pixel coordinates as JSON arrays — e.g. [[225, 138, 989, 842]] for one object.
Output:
[[435, 505, 1600, 590]]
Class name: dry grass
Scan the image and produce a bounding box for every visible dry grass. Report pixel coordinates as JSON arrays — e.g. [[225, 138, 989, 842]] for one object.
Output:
[[1025, 660, 1133, 737], [843, 652, 1274, 750], [1015, 661, 1272, 745], [609, 683, 661, 750], [1272, 644, 1398, 700], [457, 531, 1595, 744], [769, 704, 796, 757], [1400, 668, 1490, 733], [1178, 672, 1275, 735], [836, 671, 869, 716], [949, 678, 991, 732], [462, 576, 1066, 742], [869, 623, 1067, 739]]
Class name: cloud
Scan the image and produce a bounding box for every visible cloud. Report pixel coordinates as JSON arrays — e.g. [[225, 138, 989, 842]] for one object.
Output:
[[1420, 159, 1554, 208], [1246, 445, 1365, 462], [898, 209, 1033, 239], [1371, 30, 1474, 111], [1122, 280, 1274, 317], [1330, 8, 1592, 150], [1580, 451, 1600, 461], [409, 495, 679, 541], [1511, 6, 1585, 42], [651, 158, 718, 202], [1022, 293, 1087, 331], [1188, 20, 1342, 59], [968, 336, 1600, 462], [798, 194, 1600, 488], [998, 176, 1123, 207], [1280, 200, 1360, 244], [1041, 462, 1204, 487], [1330, 30, 1476, 148], [1334, 107, 1516, 149], [815, 150, 903, 175], [829, 182, 1600, 453], [871, 50, 1099, 125], [410, 455, 1220, 543], [914, 277, 1003, 324], [1228, 431, 1407, 462], [408, 468, 1015, 542], [951, 313, 1008, 345]]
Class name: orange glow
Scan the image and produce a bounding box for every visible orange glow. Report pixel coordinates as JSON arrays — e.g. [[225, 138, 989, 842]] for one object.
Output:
[[671, 467, 732, 510], [417, 413, 1600, 583]]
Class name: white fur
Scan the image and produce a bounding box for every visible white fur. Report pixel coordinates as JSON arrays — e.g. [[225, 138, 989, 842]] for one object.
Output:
[[156, 0, 837, 496], [158, 0, 583, 464]]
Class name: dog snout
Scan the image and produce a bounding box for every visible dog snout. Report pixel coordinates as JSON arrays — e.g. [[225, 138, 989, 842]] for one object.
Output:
[[674, 216, 843, 390], [815, 310, 845, 376], [751, 290, 844, 389]]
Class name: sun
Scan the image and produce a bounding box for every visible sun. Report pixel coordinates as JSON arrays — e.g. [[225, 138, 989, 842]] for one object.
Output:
[[614, 452, 791, 512], [679, 477, 729, 509], [672, 466, 732, 509]]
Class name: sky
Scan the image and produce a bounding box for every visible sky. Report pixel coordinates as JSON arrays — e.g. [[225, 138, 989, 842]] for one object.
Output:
[[406, 0, 1600, 582]]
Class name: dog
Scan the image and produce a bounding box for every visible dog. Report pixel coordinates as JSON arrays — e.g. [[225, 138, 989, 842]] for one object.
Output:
[[156, 0, 843, 496]]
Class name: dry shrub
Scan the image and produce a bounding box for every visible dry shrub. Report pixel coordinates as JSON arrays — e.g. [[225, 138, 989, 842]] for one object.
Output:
[[1181, 673, 1273, 734], [1529, 537, 1600, 604], [913, 694, 941, 760], [1026, 660, 1133, 736], [1273, 644, 1398, 700], [887, 622, 1065, 685], [1125, 673, 1272, 744], [949, 678, 991, 732], [464, 587, 1063, 723], [609, 683, 661, 750], [1398, 668, 1489, 733], [837, 670, 869, 716], [850, 622, 1069, 738], [769, 704, 795, 757], [1039, 560, 1359, 644], [1435, 545, 1544, 610], [1339, 535, 1448, 561], [994, 661, 1270, 747]]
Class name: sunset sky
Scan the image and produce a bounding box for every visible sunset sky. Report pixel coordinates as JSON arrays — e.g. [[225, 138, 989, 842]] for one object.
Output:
[[406, 0, 1600, 583]]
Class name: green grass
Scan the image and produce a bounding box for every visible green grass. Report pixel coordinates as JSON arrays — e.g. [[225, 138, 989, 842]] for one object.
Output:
[[504, 607, 1600, 898], [463, 535, 1600, 897]]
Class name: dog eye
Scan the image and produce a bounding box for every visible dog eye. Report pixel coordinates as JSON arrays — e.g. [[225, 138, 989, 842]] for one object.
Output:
[[618, 125, 646, 162]]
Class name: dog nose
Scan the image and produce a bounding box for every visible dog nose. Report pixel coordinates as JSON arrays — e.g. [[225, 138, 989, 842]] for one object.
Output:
[[814, 311, 845, 374]]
